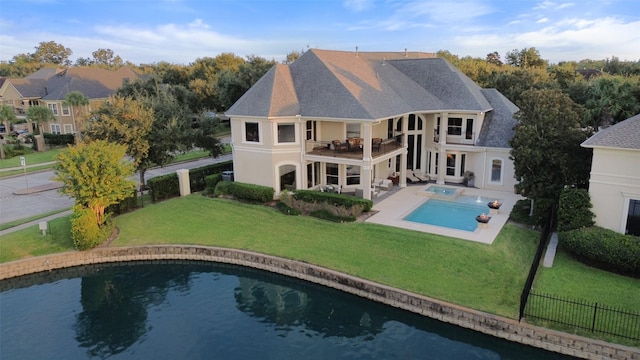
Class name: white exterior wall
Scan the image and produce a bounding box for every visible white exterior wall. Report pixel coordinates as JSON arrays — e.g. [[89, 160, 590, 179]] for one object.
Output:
[[588, 147, 640, 233]]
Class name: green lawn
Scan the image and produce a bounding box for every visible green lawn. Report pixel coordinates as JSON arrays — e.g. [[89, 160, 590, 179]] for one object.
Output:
[[1, 194, 638, 347]]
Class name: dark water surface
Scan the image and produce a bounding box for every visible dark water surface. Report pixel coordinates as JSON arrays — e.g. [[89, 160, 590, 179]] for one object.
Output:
[[0, 261, 572, 359]]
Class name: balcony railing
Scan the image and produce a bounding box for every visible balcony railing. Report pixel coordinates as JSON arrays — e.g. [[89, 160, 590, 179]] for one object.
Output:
[[305, 137, 401, 160]]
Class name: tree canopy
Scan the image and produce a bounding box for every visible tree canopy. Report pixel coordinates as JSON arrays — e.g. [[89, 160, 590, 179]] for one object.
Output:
[[54, 139, 136, 226], [26, 105, 55, 135], [509, 89, 592, 201]]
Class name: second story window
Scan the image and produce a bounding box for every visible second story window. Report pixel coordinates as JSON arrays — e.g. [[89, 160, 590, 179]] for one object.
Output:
[[277, 123, 295, 143], [48, 103, 59, 116], [447, 117, 462, 136], [245, 122, 260, 142], [62, 104, 70, 116]]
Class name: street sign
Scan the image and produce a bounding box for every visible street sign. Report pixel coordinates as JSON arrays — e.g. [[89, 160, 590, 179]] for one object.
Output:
[[20, 156, 25, 167]]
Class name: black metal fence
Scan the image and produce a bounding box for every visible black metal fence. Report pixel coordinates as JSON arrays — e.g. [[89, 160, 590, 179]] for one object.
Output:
[[524, 291, 640, 341]]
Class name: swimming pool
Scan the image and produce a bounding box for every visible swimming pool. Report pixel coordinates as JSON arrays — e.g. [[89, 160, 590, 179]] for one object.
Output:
[[425, 185, 457, 196], [404, 195, 493, 231]]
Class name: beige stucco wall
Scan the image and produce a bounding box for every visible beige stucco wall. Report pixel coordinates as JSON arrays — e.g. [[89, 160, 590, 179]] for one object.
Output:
[[588, 147, 640, 233]]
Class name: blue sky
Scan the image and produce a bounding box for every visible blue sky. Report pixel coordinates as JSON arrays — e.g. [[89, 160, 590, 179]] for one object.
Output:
[[1, 0, 639, 65]]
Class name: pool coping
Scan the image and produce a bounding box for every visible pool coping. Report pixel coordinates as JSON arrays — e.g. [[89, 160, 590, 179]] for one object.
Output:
[[366, 184, 522, 244], [1, 245, 638, 360]]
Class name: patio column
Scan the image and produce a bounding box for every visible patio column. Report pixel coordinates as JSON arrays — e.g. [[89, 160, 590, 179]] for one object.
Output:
[[361, 122, 373, 199]]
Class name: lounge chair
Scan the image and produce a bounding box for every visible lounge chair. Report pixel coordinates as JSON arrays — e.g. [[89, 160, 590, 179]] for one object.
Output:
[[406, 169, 421, 184], [332, 140, 348, 154], [372, 138, 382, 151], [413, 169, 430, 182]]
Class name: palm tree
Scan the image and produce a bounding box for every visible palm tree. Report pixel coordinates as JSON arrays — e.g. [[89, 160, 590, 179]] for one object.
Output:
[[0, 105, 18, 159], [63, 91, 89, 139], [26, 105, 55, 136]]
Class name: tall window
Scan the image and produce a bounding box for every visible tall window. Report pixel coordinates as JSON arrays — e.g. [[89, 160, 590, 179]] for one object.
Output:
[[465, 118, 473, 139], [47, 103, 59, 116], [306, 120, 316, 140], [446, 153, 456, 176], [447, 117, 462, 136], [277, 123, 295, 143], [490, 159, 503, 183], [245, 122, 259, 142], [62, 104, 70, 116], [627, 199, 640, 236], [63, 124, 73, 134], [326, 163, 338, 185], [346, 165, 360, 185], [50, 124, 61, 134]]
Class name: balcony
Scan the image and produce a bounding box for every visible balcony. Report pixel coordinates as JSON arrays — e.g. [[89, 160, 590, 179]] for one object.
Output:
[[433, 130, 476, 145], [305, 137, 401, 160]]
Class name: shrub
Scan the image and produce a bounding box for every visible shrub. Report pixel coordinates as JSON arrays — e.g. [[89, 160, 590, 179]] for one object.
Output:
[[189, 160, 233, 192], [214, 180, 232, 197], [560, 226, 640, 276], [509, 199, 536, 226], [532, 198, 555, 227], [292, 189, 373, 213], [226, 182, 274, 203], [558, 187, 594, 232], [204, 173, 222, 195], [44, 133, 74, 147], [275, 201, 301, 215], [310, 209, 356, 223], [106, 190, 139, 215], [147, 173, 179, 202], [71, 205, 113, 250]]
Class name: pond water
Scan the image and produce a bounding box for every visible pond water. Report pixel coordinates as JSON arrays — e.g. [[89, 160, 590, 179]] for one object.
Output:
[[0, 261, 572, 359]]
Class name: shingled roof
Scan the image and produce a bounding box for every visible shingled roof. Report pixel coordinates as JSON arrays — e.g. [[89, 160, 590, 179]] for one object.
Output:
[[226, 49, 496, 120], [5, 67, 141, 100], [582, 114, 640, 150]]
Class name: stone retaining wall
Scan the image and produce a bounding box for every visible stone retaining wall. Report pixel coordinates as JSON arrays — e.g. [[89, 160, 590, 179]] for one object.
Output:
[[1, 245, 638, 360]]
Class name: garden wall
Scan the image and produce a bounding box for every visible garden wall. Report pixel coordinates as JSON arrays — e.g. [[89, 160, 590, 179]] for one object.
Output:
[[1, 245, 638, 360]]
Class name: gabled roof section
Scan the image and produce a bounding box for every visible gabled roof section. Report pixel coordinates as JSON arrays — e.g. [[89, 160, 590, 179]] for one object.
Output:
[[476, 89, 519, 148], [226, 64, 300, 117], [582, 114, 640, 150]]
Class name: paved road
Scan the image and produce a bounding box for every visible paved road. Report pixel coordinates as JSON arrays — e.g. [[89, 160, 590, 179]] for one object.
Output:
[[0, 154, 233, 227]]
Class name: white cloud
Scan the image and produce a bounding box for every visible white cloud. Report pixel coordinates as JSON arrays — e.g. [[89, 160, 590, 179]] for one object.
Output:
[[537, 18, 549, 23], [343, 0, 373, 12]]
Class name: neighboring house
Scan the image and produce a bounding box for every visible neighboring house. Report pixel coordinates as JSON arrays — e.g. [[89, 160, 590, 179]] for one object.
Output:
[[0, 67, 141, 136], [225, 49, 519, 199], [581, 114, 640, 235]]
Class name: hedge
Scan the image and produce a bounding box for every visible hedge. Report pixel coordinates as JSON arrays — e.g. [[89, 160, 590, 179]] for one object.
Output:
[[292, 189, 373, 212], [44, 133, 75, 146], [557, 187, 594, 232], [216, 182, 274, 203], [148, 160, 233, 202], [560, 226, 640, 276]]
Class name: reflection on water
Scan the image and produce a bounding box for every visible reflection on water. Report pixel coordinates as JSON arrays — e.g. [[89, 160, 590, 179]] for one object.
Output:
[[1, 261, 572, 359]]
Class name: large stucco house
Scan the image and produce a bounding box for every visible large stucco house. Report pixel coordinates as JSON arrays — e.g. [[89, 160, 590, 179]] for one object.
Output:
[[581, 114, 640, 235], [225, 49, 519, 199], [0, 67, 140, 136]]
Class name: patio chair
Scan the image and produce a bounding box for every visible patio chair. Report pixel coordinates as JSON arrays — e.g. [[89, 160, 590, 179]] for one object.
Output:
[[379, 179, 393, 191], [372, 178, 384, 189], [413, 169, 430, 182], [332, 140, 348, 154], [406, 169, 421, 184], [372, 138, 382, 151]]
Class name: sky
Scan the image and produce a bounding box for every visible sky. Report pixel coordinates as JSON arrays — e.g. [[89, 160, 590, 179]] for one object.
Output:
[[1, 0, 639, 65]]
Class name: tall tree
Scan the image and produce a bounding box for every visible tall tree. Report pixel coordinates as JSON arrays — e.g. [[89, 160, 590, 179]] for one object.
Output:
[[25, 105, 55, 135], [91, 48, 124, 67], [0, 105, 18, 159], [505, 47, 547, 68], [64, 91, 90, 138], [510, 89, 592, 201], [584, 76, 640, 128], [485, 51, 502, 66], [32, 41, 73, 65], [84, 96, 154, 190], [54, 139, 136, 227]]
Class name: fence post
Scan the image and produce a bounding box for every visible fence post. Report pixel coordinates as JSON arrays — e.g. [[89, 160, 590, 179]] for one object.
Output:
[[592, 302, 598, 332]]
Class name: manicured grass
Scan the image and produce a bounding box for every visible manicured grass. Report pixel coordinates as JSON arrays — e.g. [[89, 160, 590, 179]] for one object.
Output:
[[0, 208, 71, 231], [0, 147, 62, 169], [532, 250, 640, 346], [111, 195, 538, 319], [0, 217, 74, 263]]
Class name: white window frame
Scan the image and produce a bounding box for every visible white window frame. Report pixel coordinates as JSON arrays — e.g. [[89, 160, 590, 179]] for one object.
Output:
[[62, 104, 70, 116], [489, 158, 504, 185], [63, 124, 74, 134], [242, 120, 262, 144], [47, 103, 59, 116], [50, 123, 61, 134], [275, 122, 297, 145]]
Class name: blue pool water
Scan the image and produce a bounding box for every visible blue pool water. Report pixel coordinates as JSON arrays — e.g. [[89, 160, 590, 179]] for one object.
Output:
[[425, 185, 457, 196], [405, 195, 492, 231]]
